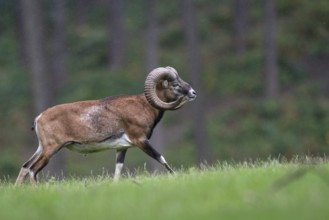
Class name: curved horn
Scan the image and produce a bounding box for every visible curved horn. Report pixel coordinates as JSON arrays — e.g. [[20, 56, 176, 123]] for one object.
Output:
[[165, 66, 178, 75], [144, 67, 183, 110]]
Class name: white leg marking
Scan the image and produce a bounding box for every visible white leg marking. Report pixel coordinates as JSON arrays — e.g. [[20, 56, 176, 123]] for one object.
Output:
[[114, 163, 124, 181], [29, 170, 35, 179], [159, 156, 167, 165]]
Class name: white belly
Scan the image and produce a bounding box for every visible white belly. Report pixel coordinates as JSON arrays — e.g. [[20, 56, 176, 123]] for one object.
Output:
[[66, 133, 134, 153]]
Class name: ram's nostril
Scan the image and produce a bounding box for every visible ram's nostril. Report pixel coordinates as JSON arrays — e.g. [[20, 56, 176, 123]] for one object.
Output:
[[188, 89, 197, 99], [190, 89, 196, 95]]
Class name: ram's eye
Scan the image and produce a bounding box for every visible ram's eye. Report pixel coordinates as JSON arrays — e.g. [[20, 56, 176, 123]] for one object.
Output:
[[172, 83, 179, 88]]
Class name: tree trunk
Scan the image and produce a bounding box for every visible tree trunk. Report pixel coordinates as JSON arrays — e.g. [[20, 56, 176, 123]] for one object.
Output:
[[264, 0, 279, 98], [14, 3, 28, 68], [233, 0, 249, 57], [52, 0, 68, 91], [180, 0, 211, 164], [74, 0, 90, 30], [145, 0, 164, 172], [107, 0, 125, 71], [145, 0, 158, 72], [47, 0, 69, 178], [20, 0, 54, 114]]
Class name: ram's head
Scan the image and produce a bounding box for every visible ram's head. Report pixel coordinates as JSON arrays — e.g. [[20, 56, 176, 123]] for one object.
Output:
[[144, 66, 197, 110]]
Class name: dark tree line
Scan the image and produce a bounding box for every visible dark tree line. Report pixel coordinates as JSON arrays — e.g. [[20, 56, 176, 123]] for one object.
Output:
[[264, 0, 279, 98]]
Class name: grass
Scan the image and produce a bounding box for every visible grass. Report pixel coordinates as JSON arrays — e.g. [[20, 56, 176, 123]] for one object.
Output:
[[1, 159, 329, 220]]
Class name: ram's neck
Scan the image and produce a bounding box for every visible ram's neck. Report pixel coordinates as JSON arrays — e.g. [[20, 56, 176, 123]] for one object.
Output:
[[137, 93, 165, 139], [147, 109, 164, 139]]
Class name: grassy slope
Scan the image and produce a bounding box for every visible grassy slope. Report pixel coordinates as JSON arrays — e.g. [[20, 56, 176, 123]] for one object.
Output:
[[1, 161, 329, 220]]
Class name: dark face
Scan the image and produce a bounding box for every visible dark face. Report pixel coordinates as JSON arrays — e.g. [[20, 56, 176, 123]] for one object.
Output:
[[162, 77, 197, 102]]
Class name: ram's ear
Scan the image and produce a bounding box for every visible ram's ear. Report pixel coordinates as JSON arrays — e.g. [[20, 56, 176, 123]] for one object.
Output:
[[162, 80, 169, 88]]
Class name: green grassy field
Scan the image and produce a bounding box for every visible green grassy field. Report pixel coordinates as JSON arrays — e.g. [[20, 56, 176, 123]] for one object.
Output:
[[1, 160, 329, 220]]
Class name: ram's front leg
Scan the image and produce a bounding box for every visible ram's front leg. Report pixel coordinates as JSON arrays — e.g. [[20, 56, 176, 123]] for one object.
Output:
[[138, 140, 174, 174], [114, 149, 127, 181]]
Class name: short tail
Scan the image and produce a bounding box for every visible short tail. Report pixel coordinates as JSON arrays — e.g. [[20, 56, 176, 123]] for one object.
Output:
[[31, 120, 36, 131]]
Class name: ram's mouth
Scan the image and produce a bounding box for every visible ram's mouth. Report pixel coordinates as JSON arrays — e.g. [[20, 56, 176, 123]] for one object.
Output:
[[182, 94, 196, 102], [188, 94, 197, 101]]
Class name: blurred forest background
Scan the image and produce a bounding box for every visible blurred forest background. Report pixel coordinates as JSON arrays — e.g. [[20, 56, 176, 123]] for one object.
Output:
[[0, 0, 329, 179]]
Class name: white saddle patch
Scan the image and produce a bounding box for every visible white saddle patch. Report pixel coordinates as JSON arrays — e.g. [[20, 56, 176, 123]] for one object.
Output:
[[66, 133, 134, 153]]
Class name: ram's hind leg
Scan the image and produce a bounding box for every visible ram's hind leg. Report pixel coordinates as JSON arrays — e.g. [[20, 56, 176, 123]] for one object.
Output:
[[27, 144, 63, 184], [15, 142, 63, 185], [15, 146, 42, 185]]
